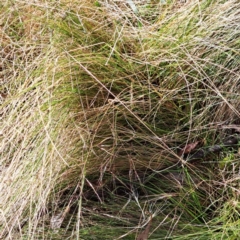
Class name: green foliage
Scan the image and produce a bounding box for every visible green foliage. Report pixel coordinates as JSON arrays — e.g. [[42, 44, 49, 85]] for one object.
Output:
[[0, 0, 240, 239]]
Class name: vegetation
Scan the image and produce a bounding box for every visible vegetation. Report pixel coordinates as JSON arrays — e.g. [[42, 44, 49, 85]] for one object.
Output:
[[0, 0, 239, 239]]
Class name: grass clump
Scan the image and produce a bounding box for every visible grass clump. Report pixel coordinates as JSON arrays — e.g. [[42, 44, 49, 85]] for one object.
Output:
[[0, 0, 240, 239]]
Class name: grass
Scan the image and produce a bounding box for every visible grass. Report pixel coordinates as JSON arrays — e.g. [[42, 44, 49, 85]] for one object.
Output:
[[0, 0, 240, 239]]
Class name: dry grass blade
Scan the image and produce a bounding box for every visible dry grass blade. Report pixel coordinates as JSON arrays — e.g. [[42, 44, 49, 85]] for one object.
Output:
[[136, 215, 152, 240], [0, 0, 240, 239]]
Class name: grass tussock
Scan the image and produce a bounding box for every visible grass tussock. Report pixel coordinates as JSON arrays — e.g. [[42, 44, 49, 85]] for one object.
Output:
[[0, 0, 240, 239]]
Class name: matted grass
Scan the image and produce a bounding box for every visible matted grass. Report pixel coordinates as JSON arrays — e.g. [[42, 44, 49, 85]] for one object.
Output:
[[0, 0, 240, 239]]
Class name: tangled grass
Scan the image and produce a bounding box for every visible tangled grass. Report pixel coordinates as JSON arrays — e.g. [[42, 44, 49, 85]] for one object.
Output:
[[0, 0, 240, 239]]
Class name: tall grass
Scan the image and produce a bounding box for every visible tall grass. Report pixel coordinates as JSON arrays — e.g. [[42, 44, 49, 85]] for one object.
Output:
[[0, 0, 240, 239]]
